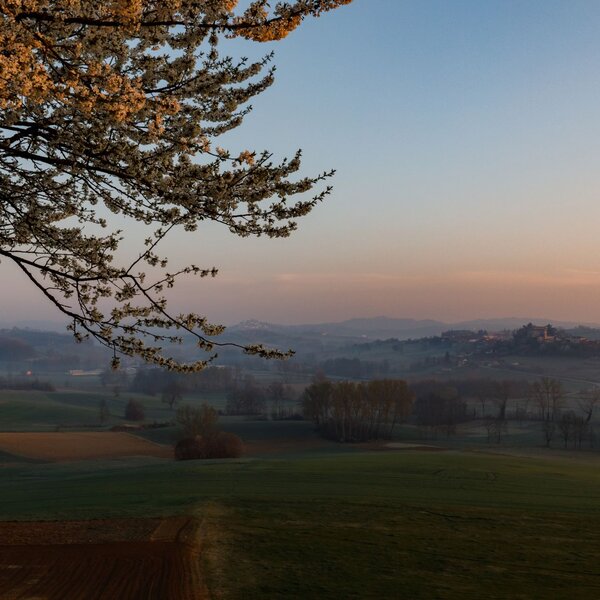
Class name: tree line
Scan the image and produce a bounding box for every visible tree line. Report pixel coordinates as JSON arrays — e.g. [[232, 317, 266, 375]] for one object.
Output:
[[302, 375, 598, 448], [302, 379, 413, 442], [412, 376, 598, 448], [121, 368, 600, 450], [125, 367, 298, 419], [129, 367, 236, 396]]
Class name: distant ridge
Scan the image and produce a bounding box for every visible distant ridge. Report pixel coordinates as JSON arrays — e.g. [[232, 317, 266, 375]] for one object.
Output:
[[0, 320, 67, 332], [3, 317, 600, 354], [228, 316, 600, 342]]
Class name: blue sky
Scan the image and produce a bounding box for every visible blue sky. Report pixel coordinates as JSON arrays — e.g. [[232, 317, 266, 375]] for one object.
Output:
[[4, 0, 600, 325]]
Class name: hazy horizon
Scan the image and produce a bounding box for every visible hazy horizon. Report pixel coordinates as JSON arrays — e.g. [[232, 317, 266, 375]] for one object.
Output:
[[2, 310, 600, 331]]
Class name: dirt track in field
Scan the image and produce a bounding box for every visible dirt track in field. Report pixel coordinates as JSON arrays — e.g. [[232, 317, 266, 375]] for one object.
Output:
[[0, 432, 172, 461], [0, 517, 207, 599]]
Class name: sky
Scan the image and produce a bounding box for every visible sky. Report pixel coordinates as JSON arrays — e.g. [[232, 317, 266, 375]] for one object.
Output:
[[4, 0, 600, 326]]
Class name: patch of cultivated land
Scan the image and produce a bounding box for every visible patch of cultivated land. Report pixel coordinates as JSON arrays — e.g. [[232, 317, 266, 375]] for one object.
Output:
[[0, 517, 204, 600], [0, 432, 171, 461]]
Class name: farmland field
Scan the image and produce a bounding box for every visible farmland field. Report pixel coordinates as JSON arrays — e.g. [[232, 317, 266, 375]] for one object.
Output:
[[0, 431, 171, 461], [0, 383, 599, 598], [0, 517, 204, 600], [1, 449, 599, 599]]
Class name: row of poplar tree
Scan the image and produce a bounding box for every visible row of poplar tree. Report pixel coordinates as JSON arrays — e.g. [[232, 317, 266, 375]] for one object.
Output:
[[302, 379, 413, 443]]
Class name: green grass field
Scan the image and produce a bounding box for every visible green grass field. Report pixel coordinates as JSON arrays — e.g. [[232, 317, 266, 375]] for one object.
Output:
[[0, 387, 232, 431], [1, 384, 599, 597], [1, 450, 599, 599], [0, 390, 102, 430]]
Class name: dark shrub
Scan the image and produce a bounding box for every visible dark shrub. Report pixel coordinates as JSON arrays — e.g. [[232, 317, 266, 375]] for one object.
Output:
[[174, 432, 244, 460], [174, 436, 203, 460], [124, 398, 145, 421], [205, 431, 244, 458]]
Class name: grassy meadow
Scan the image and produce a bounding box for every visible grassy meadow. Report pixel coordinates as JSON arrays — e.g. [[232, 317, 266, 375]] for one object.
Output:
[[1, 448, 599, 598], [0, 385, 229, 431], [0, 378, 599, 598]]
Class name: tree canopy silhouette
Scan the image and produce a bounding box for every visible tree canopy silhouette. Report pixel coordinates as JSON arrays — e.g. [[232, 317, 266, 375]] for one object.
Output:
[[0, 0, 351, 370]]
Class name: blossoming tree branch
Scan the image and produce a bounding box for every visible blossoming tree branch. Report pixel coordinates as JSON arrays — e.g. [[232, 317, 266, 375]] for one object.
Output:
[[0, 0, 351, 370]]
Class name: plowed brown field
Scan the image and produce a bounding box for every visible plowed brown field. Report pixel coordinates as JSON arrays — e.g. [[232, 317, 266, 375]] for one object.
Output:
[[0, 432, 171, 461], [0, 517, 206, 599]]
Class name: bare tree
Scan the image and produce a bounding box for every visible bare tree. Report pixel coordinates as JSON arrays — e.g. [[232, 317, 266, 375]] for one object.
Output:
[[484, 416, 507, 444], [226, 375, 265, 416], [473, 379, 494, 417], [492, 380, 512, 421], [124, 398, 145, 422], [577, 388, 600, 424], [161, 380, 184, 411], [531, 378, 564, 422], [557, 411, 576, 449], [530, 378, 564, 447], [542, 419, 556, 448], [267, 380, 290, 420], [176, 403, 218, 439], [571, 414, 588, 450]]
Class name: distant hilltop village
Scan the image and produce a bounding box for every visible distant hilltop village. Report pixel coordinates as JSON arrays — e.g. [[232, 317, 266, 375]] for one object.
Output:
[[347, 321, 600, 377], [520, 324, 555, 342], [424, 322, 600, 371], [441, 322, 598, 350]]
